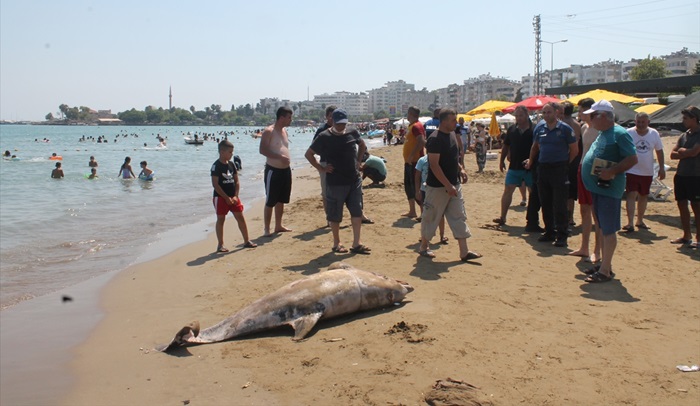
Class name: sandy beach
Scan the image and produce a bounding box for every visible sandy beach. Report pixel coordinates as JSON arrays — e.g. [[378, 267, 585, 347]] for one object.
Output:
[[62, 136, 698, 405]]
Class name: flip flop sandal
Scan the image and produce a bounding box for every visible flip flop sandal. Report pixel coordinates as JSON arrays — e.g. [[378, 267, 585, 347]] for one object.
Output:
[[440, 237, 449, 245], [419, 249, 436, 258], [332, 245, 349, 253], [492, 218, 505, 225], [635, 223, 651, 230], [585, 271, 613, 283], [621, 225, 635, 233], [583, 264, 602, 275], [216, 246, 229, 253], [350, 245, 371, 255], [243, 241, 257, 248], [361, 218, 375, 224], [461, 251, 483, 262], [670, 238, 692, 245]]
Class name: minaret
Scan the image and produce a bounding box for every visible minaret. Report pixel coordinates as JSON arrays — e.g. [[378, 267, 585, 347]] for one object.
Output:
[[169, 86, 172, 110]]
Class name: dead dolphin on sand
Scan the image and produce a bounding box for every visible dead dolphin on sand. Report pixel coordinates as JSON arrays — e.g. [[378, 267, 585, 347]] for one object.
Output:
[[156, 262, 413, 352]]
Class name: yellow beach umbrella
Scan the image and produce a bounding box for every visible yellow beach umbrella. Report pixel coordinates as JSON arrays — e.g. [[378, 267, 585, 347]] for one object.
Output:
[[488, 112, 500, 137], [635, 104, 666, 115], [565, 89, 644, 104], [465, 100, 515, 115], [457, 114, 473, 122]]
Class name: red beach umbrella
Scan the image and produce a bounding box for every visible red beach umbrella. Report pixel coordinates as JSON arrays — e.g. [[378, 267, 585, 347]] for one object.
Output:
[[502, 95, 561, 113]]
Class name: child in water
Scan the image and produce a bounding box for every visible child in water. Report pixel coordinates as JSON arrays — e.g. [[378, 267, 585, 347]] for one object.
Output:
[[87, 167, 98, 179], [51, 162, 64, 179], [138, 161, 154, 181], [118, 156, 135, 179], [88, 156, 98, 167]]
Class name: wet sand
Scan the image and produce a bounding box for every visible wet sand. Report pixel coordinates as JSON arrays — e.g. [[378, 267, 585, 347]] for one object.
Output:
[[62, 138, 698, 405]]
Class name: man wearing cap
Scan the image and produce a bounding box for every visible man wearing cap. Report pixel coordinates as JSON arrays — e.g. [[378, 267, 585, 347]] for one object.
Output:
[[669, 106, 700, 248], [305, 109, 371, 254], [402, 106, 427, 218], [260, 106, 293, 237], [622, 112, 665, 232], [581, 100, 638, 282], [524, 102, 578, 247]]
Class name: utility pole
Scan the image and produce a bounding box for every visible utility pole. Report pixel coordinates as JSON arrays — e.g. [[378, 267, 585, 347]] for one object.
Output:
[[533, 15, 542, 96]]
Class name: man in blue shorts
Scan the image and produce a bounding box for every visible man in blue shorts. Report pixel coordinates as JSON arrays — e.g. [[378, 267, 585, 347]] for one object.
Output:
[[494, 106, 533, 226], [581, 100, 638, 282], [305, 109, 371, 255], [260, 107, 293, 237]]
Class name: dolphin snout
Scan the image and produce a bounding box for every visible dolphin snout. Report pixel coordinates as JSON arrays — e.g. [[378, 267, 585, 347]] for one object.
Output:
[[398, 280, 414, 293]]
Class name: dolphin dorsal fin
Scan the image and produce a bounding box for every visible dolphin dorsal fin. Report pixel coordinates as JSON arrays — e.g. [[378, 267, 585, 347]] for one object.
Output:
[[290, 312, 323, 341]]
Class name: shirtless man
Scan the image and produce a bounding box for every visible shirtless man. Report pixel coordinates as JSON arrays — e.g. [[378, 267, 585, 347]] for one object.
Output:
[[260, 106, 293, 236]]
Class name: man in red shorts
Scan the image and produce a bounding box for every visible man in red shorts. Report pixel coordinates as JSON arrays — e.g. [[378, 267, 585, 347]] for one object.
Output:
[[622, 112, 665, 232]]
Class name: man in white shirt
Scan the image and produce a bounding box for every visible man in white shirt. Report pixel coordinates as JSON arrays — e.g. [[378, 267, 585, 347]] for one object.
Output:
[[623, 112, 665, 232]]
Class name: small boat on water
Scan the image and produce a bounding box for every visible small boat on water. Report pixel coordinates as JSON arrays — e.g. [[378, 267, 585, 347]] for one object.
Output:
[[184, 137, 204, 145]]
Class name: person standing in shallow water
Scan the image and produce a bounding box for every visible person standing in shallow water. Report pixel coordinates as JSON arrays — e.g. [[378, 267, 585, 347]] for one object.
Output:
[[118, 157, 135, 179], [51, 162, 64, 178], [260, 106, 293, 237]]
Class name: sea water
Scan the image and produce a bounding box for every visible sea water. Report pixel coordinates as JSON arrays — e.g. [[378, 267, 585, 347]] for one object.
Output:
[[0, 124, 382, 309]]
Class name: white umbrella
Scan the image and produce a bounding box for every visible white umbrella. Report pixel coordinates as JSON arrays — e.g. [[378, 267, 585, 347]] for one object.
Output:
[[394, 118, 409, 127]]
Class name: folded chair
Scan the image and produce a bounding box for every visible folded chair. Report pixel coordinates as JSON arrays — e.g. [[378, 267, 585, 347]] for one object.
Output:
[[649, 163, 673, 202]]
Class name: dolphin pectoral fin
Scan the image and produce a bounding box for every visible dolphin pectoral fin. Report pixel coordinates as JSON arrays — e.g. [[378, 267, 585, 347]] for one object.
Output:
[[290, 312, 323, 341], [155, 321, 201, 353]]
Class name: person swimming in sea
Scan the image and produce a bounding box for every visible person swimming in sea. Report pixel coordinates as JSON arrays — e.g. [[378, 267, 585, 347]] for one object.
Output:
[[87, 167, 98, 179], [118, 156, 136, 179], [138, 160, 154, 181]]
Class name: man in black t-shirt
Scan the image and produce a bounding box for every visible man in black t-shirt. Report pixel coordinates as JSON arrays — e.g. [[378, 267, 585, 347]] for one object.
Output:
[[312, 105, 336, 225], [305, 109, 370, 255], [493, 105, 534, 226], [211, 140, 256, 253], [418, 108, 481, 262]]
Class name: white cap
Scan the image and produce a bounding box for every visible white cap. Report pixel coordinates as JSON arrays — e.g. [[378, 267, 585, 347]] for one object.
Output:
[[583, 99, 614, 114]]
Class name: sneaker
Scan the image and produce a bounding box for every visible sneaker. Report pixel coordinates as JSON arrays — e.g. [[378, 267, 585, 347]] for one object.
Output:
[[538, 233, 556, 242], [525, 225, 545, 233], [554, 239, 568, 247]]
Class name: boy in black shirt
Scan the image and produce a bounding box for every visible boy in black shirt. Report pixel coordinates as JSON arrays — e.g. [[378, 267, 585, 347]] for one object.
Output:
[[211, 140, 256, 252]]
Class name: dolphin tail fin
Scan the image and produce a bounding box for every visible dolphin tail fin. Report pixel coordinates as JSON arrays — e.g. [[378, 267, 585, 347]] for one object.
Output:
[[155, 321, 201, 353], [290, 312, 323, 341]]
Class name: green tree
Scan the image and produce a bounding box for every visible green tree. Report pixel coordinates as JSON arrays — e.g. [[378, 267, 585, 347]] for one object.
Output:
[[374, 110, 389, 120], [694, 61, 700, 75], [514, 88, 524, 103], [58, 104, 69, 120], [118, 109, 146, 124], [630, 57, 669, 80], [45, 112, 54, 121], [562, 78, 578, 87]]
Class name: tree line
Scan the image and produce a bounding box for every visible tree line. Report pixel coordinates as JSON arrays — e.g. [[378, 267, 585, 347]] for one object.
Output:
[[45, 102, 391, 126]]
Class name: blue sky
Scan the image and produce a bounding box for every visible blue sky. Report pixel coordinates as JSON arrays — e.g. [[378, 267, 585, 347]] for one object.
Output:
[[1, 0, 698, 121]]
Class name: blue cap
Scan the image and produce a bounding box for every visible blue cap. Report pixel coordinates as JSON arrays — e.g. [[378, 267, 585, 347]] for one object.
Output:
[[332, 109, 348, 124]]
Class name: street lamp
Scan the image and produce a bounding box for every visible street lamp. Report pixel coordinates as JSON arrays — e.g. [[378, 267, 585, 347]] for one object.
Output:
[[541, 39, 567, 87]]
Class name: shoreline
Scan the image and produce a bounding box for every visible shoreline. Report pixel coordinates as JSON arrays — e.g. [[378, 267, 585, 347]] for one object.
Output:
[[0, 157, 313, 406], [6, 138, 699, 405]]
